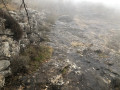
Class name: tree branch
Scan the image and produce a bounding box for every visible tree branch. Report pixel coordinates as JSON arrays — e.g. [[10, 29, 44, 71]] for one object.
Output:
[[20, 0, 31, 32]]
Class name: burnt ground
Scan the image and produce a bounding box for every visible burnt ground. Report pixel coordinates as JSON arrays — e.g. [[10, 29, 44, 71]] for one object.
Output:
[[17, 11, 120, 90], [2, 5, 120, 90]]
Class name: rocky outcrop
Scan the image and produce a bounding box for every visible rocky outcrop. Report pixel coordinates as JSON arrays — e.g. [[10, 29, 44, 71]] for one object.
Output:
[[0, 8, 48, 88], [0, 18, 13, 88], [0, 60, 11, 88]]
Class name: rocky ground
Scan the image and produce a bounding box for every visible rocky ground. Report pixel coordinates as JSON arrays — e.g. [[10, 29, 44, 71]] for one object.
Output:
[[1, 5, 120, 90], [17, 14, 120, 90]]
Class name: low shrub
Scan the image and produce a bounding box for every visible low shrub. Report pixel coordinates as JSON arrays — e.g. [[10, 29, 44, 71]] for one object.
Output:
[[11, 45, 53, 74], [11, 45, 53, 75], [10, 55, 30, 75], [21, 45, 53, 62]]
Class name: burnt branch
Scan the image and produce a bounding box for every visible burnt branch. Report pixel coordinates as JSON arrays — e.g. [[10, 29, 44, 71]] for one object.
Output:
[[20, 0, 31, 32], [1, 0, 10, 15]]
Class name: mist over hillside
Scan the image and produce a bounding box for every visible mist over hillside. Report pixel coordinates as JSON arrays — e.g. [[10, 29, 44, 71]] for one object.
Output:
[[1, 0, 120, 89], [11, 0, 120, 51], [12, 0, 120, 17]]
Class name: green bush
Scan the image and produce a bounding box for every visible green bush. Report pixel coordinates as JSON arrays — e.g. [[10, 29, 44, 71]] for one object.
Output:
[[20, 45, 53, 72]]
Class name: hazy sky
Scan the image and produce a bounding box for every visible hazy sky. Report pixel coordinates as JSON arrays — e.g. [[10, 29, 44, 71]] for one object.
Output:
[[72, 0, 120, 8]]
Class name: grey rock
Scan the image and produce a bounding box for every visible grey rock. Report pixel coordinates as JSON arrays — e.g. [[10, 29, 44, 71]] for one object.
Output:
[[0, 68, 11, 77], [9, 11, 17, 15], [0, 60, 10, 71], [4, 29, 14, 35], [0, 29, 4, 35], [0, 75, 5, 88], [0, 29, 13, 35], [49, 74, 64, 85], [10, 43, 20, 56], [0, 42, 11, 57], [20, 39, 30, 45], [0, 18, 5, 30]]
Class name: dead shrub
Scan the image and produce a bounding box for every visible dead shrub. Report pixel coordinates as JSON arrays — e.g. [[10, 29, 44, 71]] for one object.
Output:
[[11, 45, 53, 75], [0, 9, 23, 41], [10, 55, 30, 75], [21, 45, 53, 62]]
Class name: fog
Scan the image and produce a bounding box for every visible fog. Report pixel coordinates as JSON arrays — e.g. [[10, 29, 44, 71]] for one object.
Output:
[[73, 0, 120, 9], [12, 0, 120, 22], [13, 0, 120, 12], [14, 0, 120, 51], [12, 0, 120, 9]]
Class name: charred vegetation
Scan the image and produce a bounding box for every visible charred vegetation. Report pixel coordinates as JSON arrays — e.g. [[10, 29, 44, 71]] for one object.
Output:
[[0, 9, 23, 41]]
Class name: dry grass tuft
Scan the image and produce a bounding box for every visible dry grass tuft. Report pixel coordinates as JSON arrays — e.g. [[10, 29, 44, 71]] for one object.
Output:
[[71, 41, 85, 47], [0, 4, 17, 11]]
